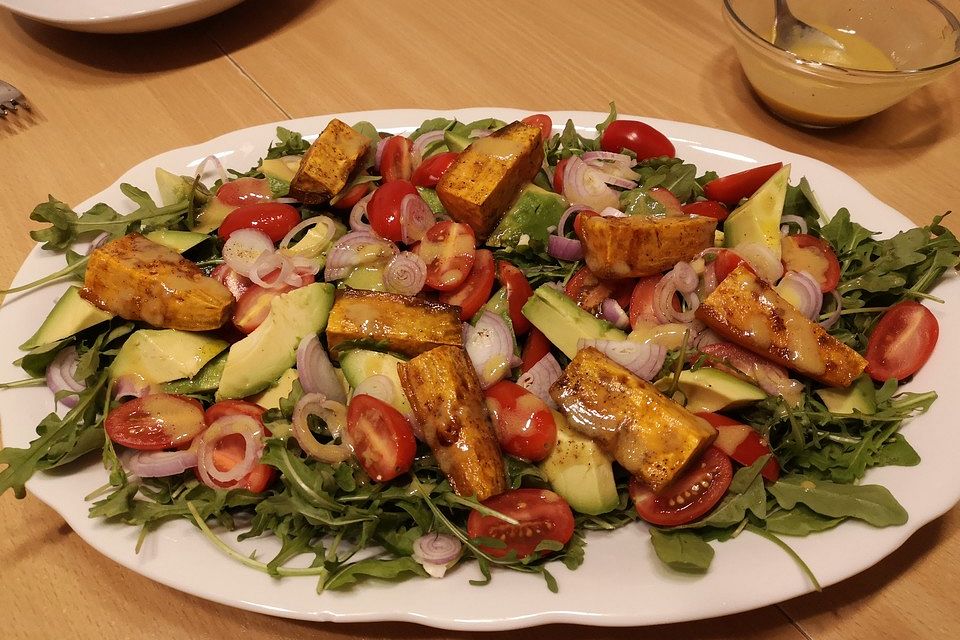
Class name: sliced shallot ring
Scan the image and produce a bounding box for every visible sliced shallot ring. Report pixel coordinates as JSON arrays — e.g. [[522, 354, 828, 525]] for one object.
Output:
[[296, 334, 346, 403], [517, 354, 562, 409], [292, 393, 352, 464], [249, 252, 293, 289], [399, 193, 436, 244], [127, 449, 199, 478], [280, 215, 338, 251], [222, 228, 275, 277], [197, 414, 264, 486]]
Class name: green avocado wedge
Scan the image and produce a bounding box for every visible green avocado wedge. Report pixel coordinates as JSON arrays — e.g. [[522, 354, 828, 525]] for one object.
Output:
[[19, 287, 114, 351], [217, 283, 335, 400]]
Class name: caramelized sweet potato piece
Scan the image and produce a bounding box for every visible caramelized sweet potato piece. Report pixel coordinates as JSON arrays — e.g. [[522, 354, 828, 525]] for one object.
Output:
[[695, 264, 867, 387], [580, 214, 717, 278], [398, 346, 507, 500], [81, 234, 233, 331], [288, 119, 369, 204], [550, 347, 716, 493], [325, 289, 462, 358], [436, 121, 543, 239]]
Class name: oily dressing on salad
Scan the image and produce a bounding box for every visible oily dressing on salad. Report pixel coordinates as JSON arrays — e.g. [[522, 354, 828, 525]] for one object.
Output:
[[0, 107, 956, 592]]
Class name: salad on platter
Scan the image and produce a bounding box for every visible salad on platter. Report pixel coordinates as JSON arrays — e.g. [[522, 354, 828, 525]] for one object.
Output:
[[0, 105, 956, 594]]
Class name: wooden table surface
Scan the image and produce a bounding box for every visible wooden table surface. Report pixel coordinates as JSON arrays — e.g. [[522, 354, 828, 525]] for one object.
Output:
[[1, 1, 958, 638]]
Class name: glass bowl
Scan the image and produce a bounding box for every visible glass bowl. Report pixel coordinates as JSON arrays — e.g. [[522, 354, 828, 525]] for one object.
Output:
[[723, 0, 960, 127]]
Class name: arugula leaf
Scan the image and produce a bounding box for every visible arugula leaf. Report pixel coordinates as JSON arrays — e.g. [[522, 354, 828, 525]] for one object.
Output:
[[764, 505, 845, 536], [265, 126, 311, 159], [649, 528, 714, 573], [634, 157, 703, 202], [324, 556, 427, 590], [768, 475, 908, 527]]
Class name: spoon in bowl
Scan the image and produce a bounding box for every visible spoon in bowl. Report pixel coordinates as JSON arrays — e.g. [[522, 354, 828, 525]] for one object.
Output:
[[772, 0, 844, 52]]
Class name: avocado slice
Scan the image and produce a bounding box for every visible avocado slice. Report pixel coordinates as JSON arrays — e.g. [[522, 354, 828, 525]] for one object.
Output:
[[258, 157, 300, 183], [722, 164, 791, 260], [521, 285, 626, 359], [339, 349, 411, 416], [816, 374, 877, 415], [247, 367, 299, 410], [161, 351, 228, 394], [20, 287, 114, 351], [676, 368, 766, 413], [539, 412, 619, 515], [443, 130, 472, 153], [487, 184, 569, 255], [155, 168, 195, 207], [111, 329, 229, 386], [342, 265, 386, 292], [144, 230, 209, 254], [217, 283, 335, 399]]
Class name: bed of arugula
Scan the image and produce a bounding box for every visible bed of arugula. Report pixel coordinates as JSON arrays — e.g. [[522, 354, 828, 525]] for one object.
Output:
[[0, 108, 958, 594]]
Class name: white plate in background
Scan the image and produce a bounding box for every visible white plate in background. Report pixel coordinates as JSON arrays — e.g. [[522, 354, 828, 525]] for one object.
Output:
[[0, 0, 244, 33]]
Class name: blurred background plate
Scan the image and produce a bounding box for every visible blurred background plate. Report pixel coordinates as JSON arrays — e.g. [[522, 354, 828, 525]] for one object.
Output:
[[0, 0, 245, 33]]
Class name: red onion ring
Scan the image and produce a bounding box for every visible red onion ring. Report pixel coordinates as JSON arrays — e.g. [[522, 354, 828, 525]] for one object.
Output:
[[601, 299, 630, 329], [599, 206, 627, 218], [775, 270, 823, 320], [820, 289, 844, 329], [581, 150, 633, 165], [672, 261, 699, 294], [195, 154, 227, 183], [196, 414, 264, 487], [113, 375, 152, 400], [780, 215, 808, 236], [46, 346, 85, 408], [412, 130, 445, 164], [578, 339, 666, 381], [597, 174, 637, 189], [517, 354, 562, 409], [547, 234, 584, 261], [556, 204, 590, 237], [464, 312, 515, 388], [399, 193, 436, 244], [126, 449, 198, 478], [375, 137, 388, 171], [280, 216, 337, 252], [701, 262, 718, 298], [324, 231, 398, 282], [222, 228, 275, 277], [353, 375, 396, 406], [562, 156, 620, 211], [296, 334, 346, 403], [383, 252, 427, 295], [412, 532, 462, 567], [735, 242, 784, 283], [87, 232, 112, 255], [653, 273, 698, 323], [292, 393, 352, 464], [349, 192, 375, 232], [249, 252, 293, 289]]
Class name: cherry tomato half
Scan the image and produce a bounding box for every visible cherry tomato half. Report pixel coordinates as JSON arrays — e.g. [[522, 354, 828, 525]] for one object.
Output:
[[201, 400, 275, 493], [681, 200, 729, 222], [572, 209, 599, 239], [781, 233, 841, 293], [216, 177, 273, 206], [865, 301, 939, 382], [713, 249, 755, 283], [466, 488, 575, 559], [484, 381, 557, 461], [703, 162, 783, 205], [565, 266, 633, 316], [648, 187, 682, 214], [600, 119, 675, 160], [629, 447, 733, 527], [380, 135, 414, 183], [346, 394, 417, 482], [696, 412, 779, 482], [232, 284, 294, 334], [367, 180, 419, 242], [416, 220, 477, 291], [106, 394, 206, 451], [330, 183, 371, 210], [521, 328, 551, 372], [628, 275, 663, 328], [521, 114, 553, 143], [218, 202, 301, 242], [496, 261, 534, 336], [553, 157, 569, 194], [439, 249, 495, 321], [211, 264, 253, 301], [411, 151, 459, 188]]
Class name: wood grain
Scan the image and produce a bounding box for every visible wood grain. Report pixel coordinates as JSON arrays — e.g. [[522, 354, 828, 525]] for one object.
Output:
[[1, 0, 958, 638]]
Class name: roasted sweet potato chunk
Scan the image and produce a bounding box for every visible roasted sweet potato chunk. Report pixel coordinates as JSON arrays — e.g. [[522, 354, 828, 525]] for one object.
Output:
[[398, 346, 507, 500], [325, 289, 463, 358], [580, 214, 717, 278], [436, 121, 543, 239], [81, 233, 233, 331], [695, 264, 867, 387], [288, 118, 370, 204], [550, 347, 716, 493]]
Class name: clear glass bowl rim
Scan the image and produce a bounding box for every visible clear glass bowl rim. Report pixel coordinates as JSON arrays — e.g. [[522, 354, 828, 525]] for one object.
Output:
[[722, 0, 960, 75]]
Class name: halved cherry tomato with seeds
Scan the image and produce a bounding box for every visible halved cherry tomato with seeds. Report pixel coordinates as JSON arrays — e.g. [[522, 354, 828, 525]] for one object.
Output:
[[367, 180, 419, 242], [347, 394, 417, 482], [106, 394, 206, 451], [416, 221, 477, 291], [865, 301, 939, 382], [484, 381, 557, 461], [379, 135, 414, 183], [696, 412, 779, 482], [781, 233, 841, 293], [439, 249, 495, 321], [629, 447, 733, 526], [466, 488, 574, 559], [496, 261, 534, 335], [201, 400, 275, 493]]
